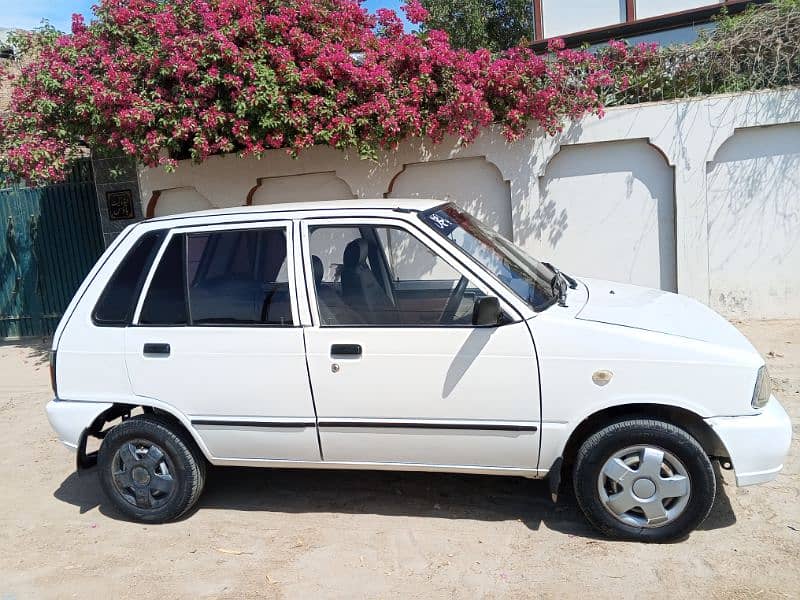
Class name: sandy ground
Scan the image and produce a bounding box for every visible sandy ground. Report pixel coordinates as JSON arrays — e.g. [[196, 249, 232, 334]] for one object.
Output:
[[0, 321, 798, 599]]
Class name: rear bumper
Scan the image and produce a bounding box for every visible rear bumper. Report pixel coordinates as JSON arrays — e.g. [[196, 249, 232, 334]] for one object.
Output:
[[46, 399, 113, 451], [706, 396, 792, 487]]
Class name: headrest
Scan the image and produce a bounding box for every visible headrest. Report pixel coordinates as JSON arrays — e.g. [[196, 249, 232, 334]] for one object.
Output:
[[311, 255, 324, 284], [343, 239, 369, 268]]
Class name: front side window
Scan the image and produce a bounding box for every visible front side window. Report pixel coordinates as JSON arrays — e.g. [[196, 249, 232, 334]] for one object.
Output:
[[309, 224, 486, 327], [420, 204, 556, 311]]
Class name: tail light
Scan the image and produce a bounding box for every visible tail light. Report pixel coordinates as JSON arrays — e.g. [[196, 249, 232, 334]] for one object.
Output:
[[751, 365, 771, 409], [49, 351, 58, 397]]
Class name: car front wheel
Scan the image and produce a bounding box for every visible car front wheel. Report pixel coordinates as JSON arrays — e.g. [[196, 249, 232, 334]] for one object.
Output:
[[573, 419, 716, 542], [98, 414, 206, 523]]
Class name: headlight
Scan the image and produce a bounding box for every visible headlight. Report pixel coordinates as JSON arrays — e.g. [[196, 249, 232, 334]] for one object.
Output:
[[752, 366, 771, 409]]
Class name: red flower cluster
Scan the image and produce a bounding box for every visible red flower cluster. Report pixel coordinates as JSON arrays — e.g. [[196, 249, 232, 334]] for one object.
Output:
[[0, 0, 657, 182]]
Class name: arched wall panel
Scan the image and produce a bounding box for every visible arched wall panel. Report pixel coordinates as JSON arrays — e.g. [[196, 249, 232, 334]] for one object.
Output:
[[387, 157, 513, 238], [151, 187, 213, 217], [707, 123, 800, 318], [537, 139, 677, 291], [251, 172, 355, 206]]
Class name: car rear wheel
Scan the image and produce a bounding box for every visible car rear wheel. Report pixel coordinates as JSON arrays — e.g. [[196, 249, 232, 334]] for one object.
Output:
[[98, 414, 206, 523], [573, 419, 716, 542]]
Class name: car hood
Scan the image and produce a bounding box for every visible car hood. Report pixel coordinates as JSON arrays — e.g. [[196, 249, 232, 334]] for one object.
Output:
[[576, 278, 757, 353]]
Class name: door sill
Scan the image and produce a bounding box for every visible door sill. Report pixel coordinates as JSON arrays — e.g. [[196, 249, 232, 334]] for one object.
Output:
[[208, 457, 544, 479]]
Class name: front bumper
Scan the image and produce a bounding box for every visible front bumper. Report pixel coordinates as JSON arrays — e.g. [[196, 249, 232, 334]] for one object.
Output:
[[706, 396, 792, 486], [46, 399, 113, 451]]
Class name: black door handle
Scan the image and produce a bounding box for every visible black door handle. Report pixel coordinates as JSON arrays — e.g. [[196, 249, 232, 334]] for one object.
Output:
[[143, 343, 170, 356], [331, 344, 362, 357]]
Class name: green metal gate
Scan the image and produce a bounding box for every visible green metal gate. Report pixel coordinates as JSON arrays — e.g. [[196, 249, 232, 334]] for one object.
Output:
[[0, 159, 105, 339]]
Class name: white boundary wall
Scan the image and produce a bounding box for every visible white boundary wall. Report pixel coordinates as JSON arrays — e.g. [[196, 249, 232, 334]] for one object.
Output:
[[139, 88, 800, 319]]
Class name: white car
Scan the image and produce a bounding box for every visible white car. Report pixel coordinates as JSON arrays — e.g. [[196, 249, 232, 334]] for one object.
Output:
[[46, 199, 791, 541]]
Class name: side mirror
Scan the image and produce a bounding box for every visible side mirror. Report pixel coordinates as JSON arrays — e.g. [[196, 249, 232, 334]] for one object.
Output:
[[472, 296, 502, 327]]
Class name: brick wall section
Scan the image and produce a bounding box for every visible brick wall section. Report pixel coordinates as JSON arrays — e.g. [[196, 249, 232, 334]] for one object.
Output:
[[0, 59, 14, 113], [0, 27, 16, 113]]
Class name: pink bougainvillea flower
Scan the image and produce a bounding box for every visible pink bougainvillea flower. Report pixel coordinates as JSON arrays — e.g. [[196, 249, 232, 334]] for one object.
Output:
[[402, 0, 429, 25], [0, 1, 657, 183]]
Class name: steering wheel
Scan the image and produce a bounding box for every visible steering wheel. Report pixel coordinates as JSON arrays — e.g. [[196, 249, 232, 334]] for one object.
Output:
[[440, 276, 469, 324]]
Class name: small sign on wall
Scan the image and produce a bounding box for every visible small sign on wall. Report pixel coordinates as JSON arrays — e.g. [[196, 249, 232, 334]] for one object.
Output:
[[106, 189, 136, 221]]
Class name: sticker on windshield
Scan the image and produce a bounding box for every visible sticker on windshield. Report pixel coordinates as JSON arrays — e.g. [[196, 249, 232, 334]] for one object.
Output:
[[423, 210, 458, 236]]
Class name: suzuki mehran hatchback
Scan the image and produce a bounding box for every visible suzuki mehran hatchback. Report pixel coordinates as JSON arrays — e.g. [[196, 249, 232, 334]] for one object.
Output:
[[46, 200, 792, 542]]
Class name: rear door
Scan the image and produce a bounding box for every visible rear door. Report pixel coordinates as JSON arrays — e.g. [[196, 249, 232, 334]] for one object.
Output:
[[124, 221, 320, 462], [301, 217, 541, 471]]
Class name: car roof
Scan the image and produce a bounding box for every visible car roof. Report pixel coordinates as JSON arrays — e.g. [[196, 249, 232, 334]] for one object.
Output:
[[146, 198, 442, 223]]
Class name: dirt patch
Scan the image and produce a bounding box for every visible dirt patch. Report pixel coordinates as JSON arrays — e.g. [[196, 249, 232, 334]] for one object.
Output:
[[1, 322, 798, 599]]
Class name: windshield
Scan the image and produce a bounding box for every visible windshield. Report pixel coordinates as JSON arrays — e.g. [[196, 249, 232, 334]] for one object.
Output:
[[419, 204, 557, 311]]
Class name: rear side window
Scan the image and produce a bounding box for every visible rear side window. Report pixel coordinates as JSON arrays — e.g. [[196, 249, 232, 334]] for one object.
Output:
[[139, 236, 189, 326], [92, 230, 166, 326], [187, 228, 292, 326], [136, 227, 293, 327]]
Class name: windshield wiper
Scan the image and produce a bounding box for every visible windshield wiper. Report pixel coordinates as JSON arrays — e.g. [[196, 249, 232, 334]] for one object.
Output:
[[543, 261, 581, 308], [551, 272, 568, 307], [543, 262, 578, 290]]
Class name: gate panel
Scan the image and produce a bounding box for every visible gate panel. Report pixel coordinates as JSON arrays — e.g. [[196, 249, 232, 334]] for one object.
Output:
[[0, 160, 104, 339]]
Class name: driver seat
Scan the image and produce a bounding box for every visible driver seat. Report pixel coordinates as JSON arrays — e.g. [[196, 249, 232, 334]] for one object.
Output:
[[341, 239, 400, 324]]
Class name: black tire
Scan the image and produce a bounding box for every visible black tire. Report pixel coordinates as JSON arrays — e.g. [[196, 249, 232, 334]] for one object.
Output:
[[98, 414, 206, 523], [573, 419, 716, 542]]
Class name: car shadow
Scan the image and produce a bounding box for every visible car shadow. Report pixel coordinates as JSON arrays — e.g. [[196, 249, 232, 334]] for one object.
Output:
[[53, 464, 737, 541]]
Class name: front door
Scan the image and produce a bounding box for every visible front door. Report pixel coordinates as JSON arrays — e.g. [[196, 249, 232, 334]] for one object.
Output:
[[125, 221, 320, 462], [301, 218, 541, 471]]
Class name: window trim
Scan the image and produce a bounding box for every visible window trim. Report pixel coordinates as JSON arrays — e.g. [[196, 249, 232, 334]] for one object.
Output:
[[91, 229, 168, 327], [132, 220, 300, 329], [182, 234, 194, 325], [299, 217, 524, 329], [134, 232, 189, 327]]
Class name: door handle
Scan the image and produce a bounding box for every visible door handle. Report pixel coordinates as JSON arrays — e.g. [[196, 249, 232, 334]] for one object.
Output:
[[143, 343, 171, 357], [331, 344, 362, 357]]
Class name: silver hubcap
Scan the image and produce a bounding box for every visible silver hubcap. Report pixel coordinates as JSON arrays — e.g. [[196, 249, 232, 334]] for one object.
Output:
[[597, 445, 691, 528]]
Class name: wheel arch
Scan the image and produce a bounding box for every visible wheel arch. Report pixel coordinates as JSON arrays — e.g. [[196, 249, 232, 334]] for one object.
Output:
[[559, 403, 729, 473], [545, 402, 730, 502], [79, 399, 213, 468]]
